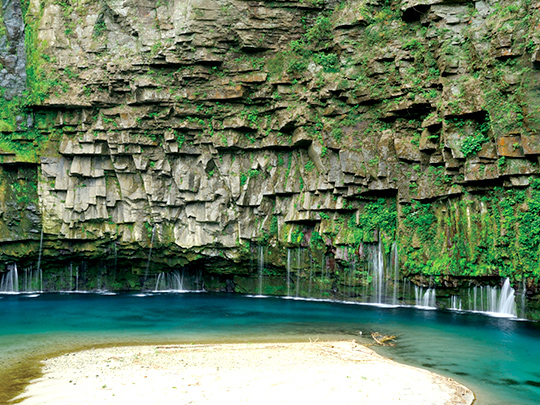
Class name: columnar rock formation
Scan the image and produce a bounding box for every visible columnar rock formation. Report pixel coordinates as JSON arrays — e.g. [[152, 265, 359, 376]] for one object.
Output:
[[0, 0, 539, 313]]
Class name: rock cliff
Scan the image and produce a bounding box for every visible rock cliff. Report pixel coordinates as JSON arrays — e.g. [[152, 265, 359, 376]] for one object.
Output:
[[1, 0, 540, 315]]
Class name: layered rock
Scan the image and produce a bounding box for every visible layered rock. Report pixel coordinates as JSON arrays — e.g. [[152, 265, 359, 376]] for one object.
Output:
[[0, 0, 539, 314]]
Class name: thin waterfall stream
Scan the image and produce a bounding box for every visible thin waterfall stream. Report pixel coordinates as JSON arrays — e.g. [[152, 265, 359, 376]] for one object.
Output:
[[143, 224, 156, 287], [286, 249, 291, 297], [36, 228, 44, 292], [257, 245, 264, 296]]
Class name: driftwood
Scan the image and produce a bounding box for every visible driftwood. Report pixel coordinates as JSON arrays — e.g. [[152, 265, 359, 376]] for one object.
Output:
[[371, 332, 397, 347]]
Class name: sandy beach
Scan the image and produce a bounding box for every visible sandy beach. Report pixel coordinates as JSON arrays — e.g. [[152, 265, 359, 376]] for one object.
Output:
[[13, 341, 474, 405]]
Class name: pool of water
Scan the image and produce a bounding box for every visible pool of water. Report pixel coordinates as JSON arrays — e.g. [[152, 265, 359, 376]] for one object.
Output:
[[1, 292, 539, 404]]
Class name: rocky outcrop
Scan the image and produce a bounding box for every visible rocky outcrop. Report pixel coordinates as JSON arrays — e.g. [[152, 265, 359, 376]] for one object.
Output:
[[0, 0, 539, 313], [0, 0, 26, 99]]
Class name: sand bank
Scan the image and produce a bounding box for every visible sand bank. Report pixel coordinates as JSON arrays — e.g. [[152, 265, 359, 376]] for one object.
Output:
[[15, 341, 474, 405]]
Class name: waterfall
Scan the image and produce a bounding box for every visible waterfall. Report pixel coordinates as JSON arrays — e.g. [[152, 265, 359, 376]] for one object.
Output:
[[367, 241, 390, 304], [392, 242, 399, 305], [403, 279, 411, 305], [488, 286, 497, 312], [0, 264, 19, 293], [257, 245, 264, 296], [415, 286, 436, 308], [22, 267, 41, 292], [469, 279, 517, 317], [375, 241, 384, 303], [296, 248, 301, 297], [110, 242, 118, 289], [450, 296, 462, 310], [154, 270, 185, 292], [423, 288, 436, 307], [286, 249, 291, 297], [497, 278, 517, 316], [37, 228, 44, 279], [349, 255, 356, 300], [99, 262, 111, 292], [69, 263, 73, 292], [144, 224, 156, 284], [362, 262, 368, 302], [520, 278, 527, 317], [320, 254, 325, 299], [308, 257, 313, 297]]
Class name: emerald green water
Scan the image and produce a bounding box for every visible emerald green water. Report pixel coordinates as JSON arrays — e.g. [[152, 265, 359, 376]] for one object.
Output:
[[1, 293, 539, 404]]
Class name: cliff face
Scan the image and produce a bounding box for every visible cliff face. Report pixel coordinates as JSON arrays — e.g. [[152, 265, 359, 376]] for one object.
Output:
[[1, 0, 540, 312]]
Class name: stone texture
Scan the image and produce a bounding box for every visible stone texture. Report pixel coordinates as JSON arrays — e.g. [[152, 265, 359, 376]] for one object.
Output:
[[0, 0, 538, 285]]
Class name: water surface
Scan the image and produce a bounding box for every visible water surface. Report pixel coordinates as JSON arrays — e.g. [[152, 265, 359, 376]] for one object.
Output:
[[1, 293, 539, 404]]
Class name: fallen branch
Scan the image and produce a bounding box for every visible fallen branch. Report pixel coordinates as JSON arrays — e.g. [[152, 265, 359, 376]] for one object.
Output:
[[371, 332, 397, 347]]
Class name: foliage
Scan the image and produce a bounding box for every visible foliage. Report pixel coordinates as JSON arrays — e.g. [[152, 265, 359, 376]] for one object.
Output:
[[309, 231, 325, 251], [446, 117, 492, 158], [277, 14, 340, 75], [304, 160, 315, 172], [290, 227, 305, 245], [397, 180, 540, 283], [346, 198, 397, 246], [25, 3, 58, 106], [93, 16, 107, 38]]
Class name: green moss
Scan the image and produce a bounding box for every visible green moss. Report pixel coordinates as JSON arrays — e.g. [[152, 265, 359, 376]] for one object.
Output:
[[309, 231, 325, 251], [346, 198, 397, 247], [290, 227, 304, 245], [398, 181, 540, 284], [0, 3, 56, 162]]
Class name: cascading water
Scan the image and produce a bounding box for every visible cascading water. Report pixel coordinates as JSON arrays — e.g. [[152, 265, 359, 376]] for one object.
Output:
[[257, 245, 264, 296], [403, 279, 412, 305], [371, 241, 385, 303], [348, 256, 356, 300], [308, 258, 313, 297], [424, 288, 436, 307], [296, 248, 302, 297], [497, 278, 517, 316], [392, 242, 399, 305], [469, 279, 517, 317], [112, 242, 118, 284], [414, 286, 421, 307], [0, 264, 19, 293], [144, 224, 156, 285], [21, 267, 42, 292], [154, 270, 185, 292], [75, 264, 80, 292], [69, 263, 73, 292], [36, 228, 44, 292], [450, 296, 462, 310], [319, 254, 326, 299], [415, 286, 436, 308], [2, 227, 521, 319], [365, 241, 399, 305], [520, 278, 527, 317], [286, 249, 291, 297]]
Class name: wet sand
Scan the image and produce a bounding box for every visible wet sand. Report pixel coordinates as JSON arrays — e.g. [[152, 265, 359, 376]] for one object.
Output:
[[14, 341, 474, 405]]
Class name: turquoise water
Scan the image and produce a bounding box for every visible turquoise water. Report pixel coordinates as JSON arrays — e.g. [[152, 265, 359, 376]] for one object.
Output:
[[1, 293, 539, 404]]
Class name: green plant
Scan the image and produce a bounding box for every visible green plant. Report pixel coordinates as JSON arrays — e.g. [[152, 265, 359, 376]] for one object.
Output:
[[240, 172, 248, 186], [313, 53, 340, 72], [331, 128, 343, 141], [93, 16, 107, 38], [453, 117, 491, 158], [304, 161, 315, 172]]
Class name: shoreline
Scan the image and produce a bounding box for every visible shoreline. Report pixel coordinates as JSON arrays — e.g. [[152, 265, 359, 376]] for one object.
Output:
[[13, 341, 474, 405]]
